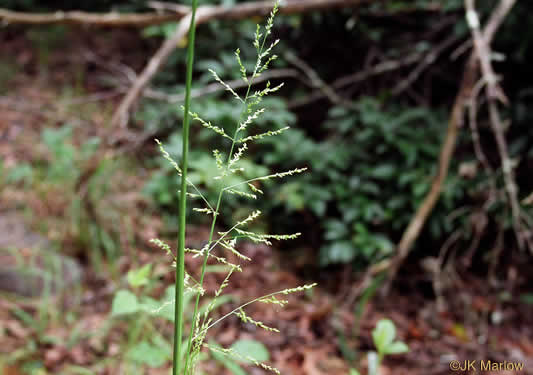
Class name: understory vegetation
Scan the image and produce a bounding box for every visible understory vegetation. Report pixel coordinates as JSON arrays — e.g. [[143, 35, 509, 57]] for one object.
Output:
[[1, 0, 533, 374]]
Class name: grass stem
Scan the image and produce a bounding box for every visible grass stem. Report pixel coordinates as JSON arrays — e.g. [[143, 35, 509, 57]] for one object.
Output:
[[173, 1, 199, 374]]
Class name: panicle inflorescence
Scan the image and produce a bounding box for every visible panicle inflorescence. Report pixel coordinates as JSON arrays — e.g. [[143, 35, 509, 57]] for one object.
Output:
[[153, 2, 316, 373]]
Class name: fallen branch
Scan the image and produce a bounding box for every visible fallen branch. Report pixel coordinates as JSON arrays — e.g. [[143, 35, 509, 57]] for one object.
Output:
[[381, 0, 516, 294], [110, 0, 372, 128], [0, 8, 186, 26]]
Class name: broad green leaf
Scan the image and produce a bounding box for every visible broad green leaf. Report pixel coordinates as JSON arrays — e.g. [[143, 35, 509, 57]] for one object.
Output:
[[127, 341, 168, 368], [324, 241, 355, 264], [139, 296, 160, 313], [111, 290, 139, 316], [372, 319, 396, 354], [384, 341, 409, 355], [127, 263, 152, 288], [350, 369, 361, 375], [370, 164, 395, 179], [230, 339, 270, 364]]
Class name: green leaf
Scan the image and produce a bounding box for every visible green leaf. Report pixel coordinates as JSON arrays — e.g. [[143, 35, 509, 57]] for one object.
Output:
[[370, 164, 395, 179], [230, 339, 270, 364], [127, 263, 152, 288], [372, 319, 396, 354], [111, 290, 139, 316], [127, 341, 169, 368], [520, 293, 533, 305], [384, 341, 409, 355], [323, 241, 355, 264], [350, 369, 361, 375]]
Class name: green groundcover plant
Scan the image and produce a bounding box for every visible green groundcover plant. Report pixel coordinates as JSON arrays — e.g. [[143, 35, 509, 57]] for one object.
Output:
[[121, 2, 316, 374]]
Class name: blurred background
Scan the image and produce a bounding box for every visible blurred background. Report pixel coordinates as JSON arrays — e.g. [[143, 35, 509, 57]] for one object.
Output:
[[1, 0, 532, 374]]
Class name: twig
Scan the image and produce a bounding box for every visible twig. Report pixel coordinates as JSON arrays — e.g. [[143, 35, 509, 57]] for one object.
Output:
[[110, 0, 372, 128], [466, 0, 523, 250], [284, 50, 352, 107], [392, 34, 460, 95], [289, 51, 423, 108], [381, 0, 517, 294]]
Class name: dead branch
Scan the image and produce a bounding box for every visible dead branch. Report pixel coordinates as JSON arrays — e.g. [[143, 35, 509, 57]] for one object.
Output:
[[284, 51, 351, 107], [0, 8, 186, 26], [392, 34, 460, 95], [289, 51, 423, 108], [381, 0, 517, 295], [110, 0, 372, 128], [466, 0, 524, 251]]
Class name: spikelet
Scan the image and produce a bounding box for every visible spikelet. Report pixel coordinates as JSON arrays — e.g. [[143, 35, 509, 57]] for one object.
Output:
[[281, 283, 317, 295], [213, 149, 225, 171], [238, 108, 265, 132], [219, 240, 251, 262], [207, 345, 281, 375], [227, 189, 257, 200], [150, 238, 173, 258], [190, 111, 233, 141], [229, 143, 248, 167], [248, 183, 264, 194], [209, 69, 244, 103], [193, 207, 218, 216], [256, 167, 307, 181], [155, 139, 181, 174], [239, 126, 290, 143], [259, 295, 288, 307], [235, 48, 247, 83], [236, 308, 280, 332]]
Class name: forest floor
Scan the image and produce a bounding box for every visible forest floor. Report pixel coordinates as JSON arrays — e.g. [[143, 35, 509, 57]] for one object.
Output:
[[1, 28, 533, 375]]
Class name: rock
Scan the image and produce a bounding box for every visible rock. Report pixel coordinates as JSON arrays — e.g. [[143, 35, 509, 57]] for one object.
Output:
[[0, 211, 83, 298]]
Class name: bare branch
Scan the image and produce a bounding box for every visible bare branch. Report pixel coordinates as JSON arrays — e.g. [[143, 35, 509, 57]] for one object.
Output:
[[381, 0, 517, 294], [392, 34, 460, 95], [110, 0, 373, 128], [466, 0, 524, 250], [289, 51, 423, 108], [0, 8, 186, 26]]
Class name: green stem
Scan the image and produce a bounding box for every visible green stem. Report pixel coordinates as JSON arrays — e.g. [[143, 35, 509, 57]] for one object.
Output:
[[183, 192, 223, 374], [182, 13, 274, 373], [174, 1, 199, 374]]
